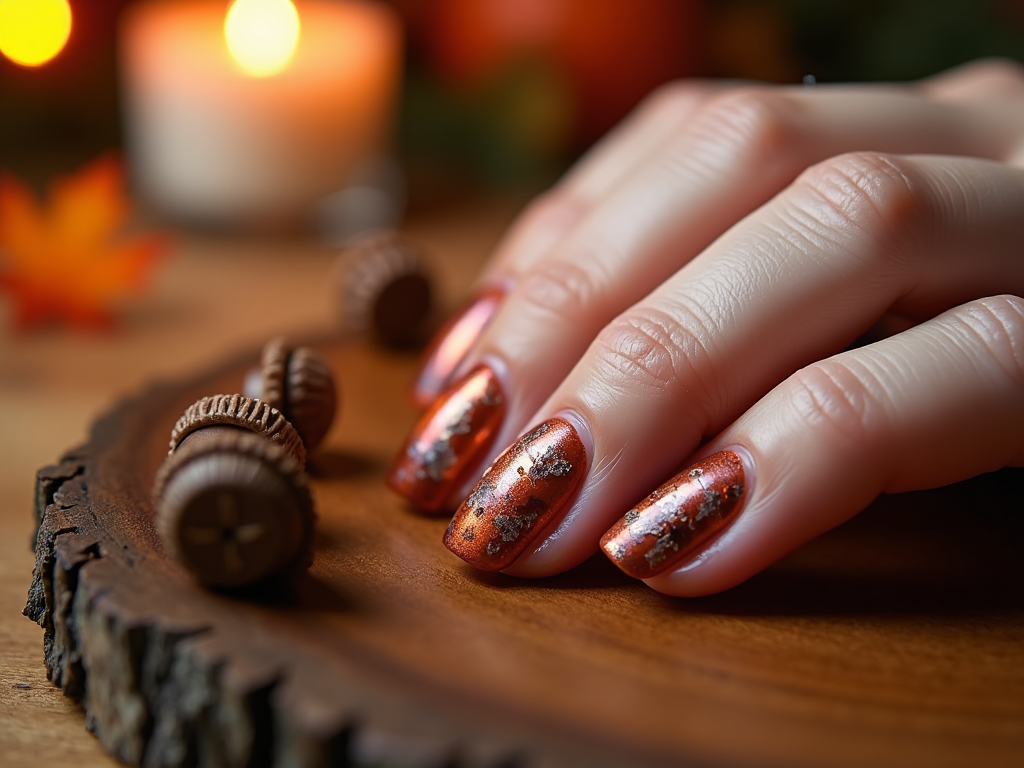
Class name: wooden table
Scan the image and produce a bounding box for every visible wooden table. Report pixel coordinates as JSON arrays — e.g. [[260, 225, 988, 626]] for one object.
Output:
[[3, 200, 1023, 768], [0, 202, 513, 767]]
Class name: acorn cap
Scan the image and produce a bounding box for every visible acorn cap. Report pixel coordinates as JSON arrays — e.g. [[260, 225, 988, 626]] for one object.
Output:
[[258, 336, 290, 413], [153, 429, 316, 589], [169, 394, 306, 470], [334, 230, 433, 347], [255, 338, 338, 453], [284, 346, 338, 452]]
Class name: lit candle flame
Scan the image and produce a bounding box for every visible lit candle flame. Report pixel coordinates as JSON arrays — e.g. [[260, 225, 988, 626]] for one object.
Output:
[[0, 0, 72, 68], [224, 0, 301, 78]]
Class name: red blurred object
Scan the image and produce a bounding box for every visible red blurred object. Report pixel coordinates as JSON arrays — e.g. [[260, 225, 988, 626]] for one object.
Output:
[[413, 0, 703, 144]]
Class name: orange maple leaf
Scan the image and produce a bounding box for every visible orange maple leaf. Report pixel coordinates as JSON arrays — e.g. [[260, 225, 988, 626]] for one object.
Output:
[[0, 154, 168, 331]]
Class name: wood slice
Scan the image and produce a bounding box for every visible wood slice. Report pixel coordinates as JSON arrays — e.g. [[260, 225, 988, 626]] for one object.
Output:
[[24, 338, 1024, 768]]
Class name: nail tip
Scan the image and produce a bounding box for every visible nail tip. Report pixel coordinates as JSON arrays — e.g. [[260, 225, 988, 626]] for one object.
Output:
[[388, 364, 506, 513], [386, 473, 444, 515], [442, 530, 504, 571], [409, 388, 436, 410]]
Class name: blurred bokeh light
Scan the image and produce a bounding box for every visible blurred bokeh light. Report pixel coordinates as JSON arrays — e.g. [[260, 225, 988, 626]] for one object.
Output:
[[2, 0, 1023, 207], [224, 0, 301, 78], [0, 0, 72, 68]]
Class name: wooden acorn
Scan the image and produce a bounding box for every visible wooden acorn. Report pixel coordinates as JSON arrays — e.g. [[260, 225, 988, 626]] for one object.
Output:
[[153, 394, 315, 589], [333, 230, 434, 348], [243, 336, 338, 453]]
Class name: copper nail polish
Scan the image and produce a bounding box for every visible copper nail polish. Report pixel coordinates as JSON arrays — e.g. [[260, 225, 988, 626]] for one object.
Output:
[[388, 364, 506, 513], [411, 286, 504, 408], [600, 450, 746, 579], [444, 417, 588, 571]]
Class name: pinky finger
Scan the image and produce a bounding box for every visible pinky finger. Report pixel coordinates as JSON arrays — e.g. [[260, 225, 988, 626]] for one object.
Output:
[[601, 295, 1024, 596]]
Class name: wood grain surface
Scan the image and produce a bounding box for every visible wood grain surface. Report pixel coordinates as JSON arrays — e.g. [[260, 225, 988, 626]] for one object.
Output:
[[25, 335, 1024, 768], [4, 200, 1024, 768], [0, 202, 513, 768]]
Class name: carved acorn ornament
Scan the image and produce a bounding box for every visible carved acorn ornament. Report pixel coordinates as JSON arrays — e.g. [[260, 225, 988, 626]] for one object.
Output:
[[333, 230, 434, 347], [155, 394, 315, 589], [243, 337, 338, 453]]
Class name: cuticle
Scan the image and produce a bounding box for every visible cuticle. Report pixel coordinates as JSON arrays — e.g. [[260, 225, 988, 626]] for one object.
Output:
[[487, 274, 515, 295], [551, 408, 594, 466], [721, 443, 756, 506], [478, 353, 511, 395], [659, 444, 756, 576], [513, 408, 593, 561]]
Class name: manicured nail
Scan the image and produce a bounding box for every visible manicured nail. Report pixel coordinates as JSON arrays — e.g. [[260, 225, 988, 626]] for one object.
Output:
[[444, 417, 588, 571], [600, 450, 747, 579], [388, 364, 506, 513], [411, 286, 504, 408]]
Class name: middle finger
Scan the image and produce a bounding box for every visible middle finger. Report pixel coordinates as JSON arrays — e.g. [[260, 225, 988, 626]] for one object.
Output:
[[444, 152, 1024, 573], [455, 87, 1021, 460]]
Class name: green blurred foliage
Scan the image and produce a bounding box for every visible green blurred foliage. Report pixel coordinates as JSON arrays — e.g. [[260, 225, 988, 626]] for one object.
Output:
[[401, 56, 574, 194], [399, 0, 1024, 197], [741, 0, 1024, 82]]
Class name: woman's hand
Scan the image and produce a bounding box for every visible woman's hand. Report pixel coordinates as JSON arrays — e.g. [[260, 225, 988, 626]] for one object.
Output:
[[388, 59, 1024, 596]]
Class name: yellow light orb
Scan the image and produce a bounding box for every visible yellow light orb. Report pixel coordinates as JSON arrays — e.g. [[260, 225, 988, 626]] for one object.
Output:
[[0, 0, 72, 68], [224, 0, 301, 78]]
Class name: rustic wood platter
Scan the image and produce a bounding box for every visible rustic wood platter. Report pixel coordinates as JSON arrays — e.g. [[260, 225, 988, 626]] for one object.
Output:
[[26, 337, 1024, 768]]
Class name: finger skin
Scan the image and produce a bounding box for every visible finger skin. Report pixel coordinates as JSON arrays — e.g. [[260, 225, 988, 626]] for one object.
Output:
[[921, 57, 1024, 101], [644, 296, 1024, 596], [480, 82, 718, 283], [557, 81, 720, 205], [485, 66, 1024, 289], [502, 154, 1024, 577], [456, 88, 1024, 503]]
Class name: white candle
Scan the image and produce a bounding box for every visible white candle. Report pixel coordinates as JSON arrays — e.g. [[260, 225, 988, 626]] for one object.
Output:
[[121, 0, 401, 226]]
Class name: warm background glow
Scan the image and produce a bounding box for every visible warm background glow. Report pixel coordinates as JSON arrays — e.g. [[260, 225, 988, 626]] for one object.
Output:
[[0, 0, 72, 67], [224, 0, 301, 78]]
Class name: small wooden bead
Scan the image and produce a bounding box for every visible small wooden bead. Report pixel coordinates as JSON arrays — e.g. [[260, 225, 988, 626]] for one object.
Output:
[[169, 393, 306, 469]]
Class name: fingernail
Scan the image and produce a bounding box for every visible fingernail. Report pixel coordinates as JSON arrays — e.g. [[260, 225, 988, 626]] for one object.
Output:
[[600, 450, 747, 579], [388, 364, 506, 513], [444, 417, 588, 571], [411, 286, 504, 408]]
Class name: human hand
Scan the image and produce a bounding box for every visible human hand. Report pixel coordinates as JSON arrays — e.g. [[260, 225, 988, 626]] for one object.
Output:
[[388, 59, 1024, 596]]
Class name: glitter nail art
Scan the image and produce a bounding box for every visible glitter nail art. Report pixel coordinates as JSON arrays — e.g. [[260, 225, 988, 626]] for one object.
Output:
[[388, 364, 506, 513], [444, 417, 588, 570], [600, 450, 746, 579]]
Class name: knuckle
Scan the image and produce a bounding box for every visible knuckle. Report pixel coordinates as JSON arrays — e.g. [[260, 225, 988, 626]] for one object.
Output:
[[951, 58, 1024, 91], [686, 88, 800, 167], [640, 80, 713, 122], [790, 152, 922, 270], [591, 303, 723, 409], [952, 295, 1024, 390], [785, 361, 879, 448], [517, 189, 580, 229], [515, 259, 604, 325], [520, 190, 563, 218]]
